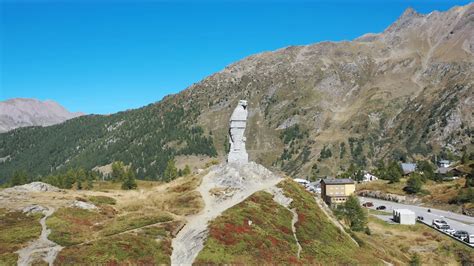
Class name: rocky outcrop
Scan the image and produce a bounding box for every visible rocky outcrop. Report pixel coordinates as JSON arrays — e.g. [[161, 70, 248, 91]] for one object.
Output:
[[2, 182, 60, 193], [21, 205, 48, 214], [69, 200, 98, 210]]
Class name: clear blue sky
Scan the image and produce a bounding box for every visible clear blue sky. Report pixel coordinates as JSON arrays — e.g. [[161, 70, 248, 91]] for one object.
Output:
[[0, 0, 470, 114]]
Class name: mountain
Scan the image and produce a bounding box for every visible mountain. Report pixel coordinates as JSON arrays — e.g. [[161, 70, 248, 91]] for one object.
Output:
[[0, 98, 84, 133], [0, 4, 472, 182]]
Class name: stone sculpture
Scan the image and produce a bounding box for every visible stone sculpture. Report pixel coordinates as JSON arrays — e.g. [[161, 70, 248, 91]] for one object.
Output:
[[227, 100, 248, 164]]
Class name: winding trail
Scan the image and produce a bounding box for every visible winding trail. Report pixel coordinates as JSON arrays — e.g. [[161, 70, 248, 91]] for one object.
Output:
[[267, 186, 302, 259], [170, 163, 282, 265], [16, 207, 63, 266], [290, 208, 302, 258]]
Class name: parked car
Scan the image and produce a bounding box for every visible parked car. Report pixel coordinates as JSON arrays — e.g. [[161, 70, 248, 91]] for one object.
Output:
[[443, 226, 456, 235], [432, 219, 448, 229], [376, 205, 386, 210], [306, 185, 317, 193], [453, 230, 469, 240], [362, 202, 374, 208]]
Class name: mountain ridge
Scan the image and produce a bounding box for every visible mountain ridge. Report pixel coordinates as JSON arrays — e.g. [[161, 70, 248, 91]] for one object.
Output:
[[0, 98, 84, 133], [0, 3, 472, 182]]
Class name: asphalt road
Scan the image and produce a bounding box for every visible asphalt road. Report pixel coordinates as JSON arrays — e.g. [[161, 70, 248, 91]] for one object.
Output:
[[359, 197, 474, 237]]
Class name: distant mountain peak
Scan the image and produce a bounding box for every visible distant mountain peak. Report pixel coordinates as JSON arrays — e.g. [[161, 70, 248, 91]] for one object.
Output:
[[401, 7, 420, 18], [384, 6, 424, 34], [0, 98, 84, 133]]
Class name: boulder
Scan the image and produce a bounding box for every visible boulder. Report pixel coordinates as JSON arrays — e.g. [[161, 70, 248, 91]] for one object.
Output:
[[22, 204, 47, 214], [70, 200, 98, 210], [2, 182, 60, 193]]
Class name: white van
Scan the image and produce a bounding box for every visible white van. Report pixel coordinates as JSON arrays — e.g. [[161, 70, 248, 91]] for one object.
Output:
[[465, 235, 474, 245]]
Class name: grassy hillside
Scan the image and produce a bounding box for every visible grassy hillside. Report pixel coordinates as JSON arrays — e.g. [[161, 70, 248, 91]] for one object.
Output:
[[0, 171, 205, 264], [196, 179, 474, 264], [196, 179, 380, 264], [1, 173, 473, 264], [0, 209, 43, 264]]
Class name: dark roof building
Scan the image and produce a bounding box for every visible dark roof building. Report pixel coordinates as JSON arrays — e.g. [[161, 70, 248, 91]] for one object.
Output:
[[321, 178, 355, 185], [321, 178, 355, 206], [400, 163, 417, 175]]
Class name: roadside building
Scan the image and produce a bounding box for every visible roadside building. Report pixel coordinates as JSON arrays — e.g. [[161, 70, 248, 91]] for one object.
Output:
[[393, 209, 416, 225], [400, 163, 417, 175], [436, 167, 463, 180], [321, 178, 355, 205]]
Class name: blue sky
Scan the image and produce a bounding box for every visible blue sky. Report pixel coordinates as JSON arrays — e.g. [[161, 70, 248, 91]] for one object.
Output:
[[0, 0, 470, 114]]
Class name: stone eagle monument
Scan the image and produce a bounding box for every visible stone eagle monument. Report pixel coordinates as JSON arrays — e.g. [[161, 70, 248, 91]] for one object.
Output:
[[227, 100, 249, 164]]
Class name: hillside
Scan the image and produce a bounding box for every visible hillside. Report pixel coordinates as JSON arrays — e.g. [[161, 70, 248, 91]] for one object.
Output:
[[0, 100, 217, 182], [0, 173, 204, 264], [0, 98, 83, 133], [2, 174, 472, 264], [0, 4, 473, 182], [195, 179, 379, 264]]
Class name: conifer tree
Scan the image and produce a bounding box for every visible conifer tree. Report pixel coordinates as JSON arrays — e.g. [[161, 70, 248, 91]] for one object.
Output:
[[183, 165, 191, 176], [10, 171, 28, 186], [122, 168, 137, 190], [163, 159, 178, 181], [111, 161, 126, 182]]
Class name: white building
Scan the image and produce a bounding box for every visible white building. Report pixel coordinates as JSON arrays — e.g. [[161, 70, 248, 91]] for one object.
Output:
[[438, 160, 452, 168], [363, 172, 378, 182], [393, 209, 416, 225]]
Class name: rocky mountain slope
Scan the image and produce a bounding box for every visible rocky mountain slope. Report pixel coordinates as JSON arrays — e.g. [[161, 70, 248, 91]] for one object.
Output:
[[0, 4, 472, 182], [0, 98, 83, 133], [189, 3, 473, 177]]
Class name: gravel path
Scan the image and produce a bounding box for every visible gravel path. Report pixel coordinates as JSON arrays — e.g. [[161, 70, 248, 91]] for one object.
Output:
[[16, 207, 63, 266]]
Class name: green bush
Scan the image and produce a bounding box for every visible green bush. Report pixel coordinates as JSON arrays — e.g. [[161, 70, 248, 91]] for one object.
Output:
[[404, 173, 423, 194], [88, 196, 117, 205]]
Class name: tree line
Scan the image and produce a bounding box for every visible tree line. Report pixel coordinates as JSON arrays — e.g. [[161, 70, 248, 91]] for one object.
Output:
[[3, 159, 193, 190]]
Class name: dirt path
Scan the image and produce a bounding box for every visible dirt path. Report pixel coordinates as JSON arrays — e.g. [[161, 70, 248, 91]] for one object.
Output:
[[16, 207, 63, 266], [290, 207, 302, 258], [267, 186, 302, 259], [170, 163, 282, 265]]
